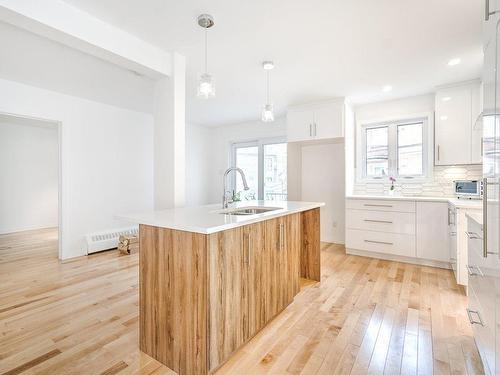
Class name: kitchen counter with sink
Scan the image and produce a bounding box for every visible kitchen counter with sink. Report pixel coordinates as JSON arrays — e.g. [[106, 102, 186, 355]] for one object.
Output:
[[119, 200, 324, 375], [119, 200, 324, 234]]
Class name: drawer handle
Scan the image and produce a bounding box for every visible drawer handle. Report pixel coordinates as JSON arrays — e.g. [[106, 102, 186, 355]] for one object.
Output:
[[364, 239, 394, 245], [466, 308, 484, 326], [364, 219, 393, 224], [466, 231, 482, 240], [466, 265, 484, 277], [363, 204, 393, 208]]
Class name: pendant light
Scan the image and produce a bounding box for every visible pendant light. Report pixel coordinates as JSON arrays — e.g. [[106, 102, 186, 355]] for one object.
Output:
[[261, 61, 274, 122], [197, 14, 215, 98]]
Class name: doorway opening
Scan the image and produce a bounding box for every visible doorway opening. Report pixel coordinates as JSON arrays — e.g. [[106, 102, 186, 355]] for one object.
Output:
[[0, 113, 61, 261]]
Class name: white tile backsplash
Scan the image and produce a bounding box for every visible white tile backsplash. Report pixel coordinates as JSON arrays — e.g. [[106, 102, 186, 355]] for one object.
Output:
[[353, 164, 482, 197]]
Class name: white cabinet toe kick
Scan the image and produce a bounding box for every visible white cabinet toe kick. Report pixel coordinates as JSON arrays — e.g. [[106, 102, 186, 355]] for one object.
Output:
[[346, 198, 451, 269]]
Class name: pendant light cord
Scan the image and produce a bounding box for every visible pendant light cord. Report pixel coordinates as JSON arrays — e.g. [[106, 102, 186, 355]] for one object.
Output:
[[204, 27, 208, 74], [266, 70, 270, 104]]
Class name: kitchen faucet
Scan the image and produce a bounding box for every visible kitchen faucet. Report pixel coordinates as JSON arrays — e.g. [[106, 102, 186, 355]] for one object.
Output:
[[222, 167, 249, 208]]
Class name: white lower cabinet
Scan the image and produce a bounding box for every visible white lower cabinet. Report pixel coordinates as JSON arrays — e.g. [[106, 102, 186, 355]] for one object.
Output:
[[346, 229, 415, 258], [416, 202, 449, 262], [466, 215, 496, 374], [346, 198, 450, 267]]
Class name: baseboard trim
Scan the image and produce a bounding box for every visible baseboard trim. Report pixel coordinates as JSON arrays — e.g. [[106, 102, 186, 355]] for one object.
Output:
[[0, 225, 58, 235], [346, 248, 451, 269]]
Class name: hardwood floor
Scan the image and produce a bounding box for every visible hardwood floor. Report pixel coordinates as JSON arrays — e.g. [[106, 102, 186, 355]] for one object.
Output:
[[0, 228, 484, 374]]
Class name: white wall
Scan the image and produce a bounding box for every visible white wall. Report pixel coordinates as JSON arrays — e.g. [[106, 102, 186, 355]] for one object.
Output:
[[207, 118, 287, 203], [185, 123, 212, 206], [0, 21, 155, 114], [354, 94, 435, 123], [0, 78, 154, 259], [0, 120, 58, 234], [301, 141, 345, 244]]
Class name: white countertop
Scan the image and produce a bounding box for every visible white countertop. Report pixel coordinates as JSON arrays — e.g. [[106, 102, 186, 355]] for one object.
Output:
[[346, 195, 482, 209], [118, 200, 325, 234]]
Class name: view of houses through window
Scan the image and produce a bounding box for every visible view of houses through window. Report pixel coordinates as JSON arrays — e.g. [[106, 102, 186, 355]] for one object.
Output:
[[232, 140, 287, 201]]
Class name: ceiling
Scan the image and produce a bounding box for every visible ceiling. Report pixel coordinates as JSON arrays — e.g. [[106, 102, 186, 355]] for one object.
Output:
[[61, 0, 483, 127]]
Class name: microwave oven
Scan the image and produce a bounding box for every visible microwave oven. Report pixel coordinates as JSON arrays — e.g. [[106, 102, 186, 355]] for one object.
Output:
[[454, 180, 483, 199]]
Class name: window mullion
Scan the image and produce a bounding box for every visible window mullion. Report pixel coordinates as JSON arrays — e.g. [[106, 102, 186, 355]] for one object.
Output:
[[389, 124, 398, 177], [258, 143, 264, 200]]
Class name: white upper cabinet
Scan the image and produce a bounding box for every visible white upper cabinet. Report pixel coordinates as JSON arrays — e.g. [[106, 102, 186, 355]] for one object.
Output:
[[471, 84, 483, 164], [434, 82, 481, 166], [287, 109, 313, 142], [287, 99, 345, 142]]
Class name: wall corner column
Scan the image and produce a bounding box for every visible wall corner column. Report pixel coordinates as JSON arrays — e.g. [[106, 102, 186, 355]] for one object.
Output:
[[153, 52, 186, 209]]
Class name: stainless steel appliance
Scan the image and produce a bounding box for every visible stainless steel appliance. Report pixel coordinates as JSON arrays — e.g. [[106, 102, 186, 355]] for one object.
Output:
[[454, 180, 483, 199]]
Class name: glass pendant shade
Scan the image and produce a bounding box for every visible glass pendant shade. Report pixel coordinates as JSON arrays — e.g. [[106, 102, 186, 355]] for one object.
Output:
[[197, 73, 215, 98], [261, 104, 274, 122]]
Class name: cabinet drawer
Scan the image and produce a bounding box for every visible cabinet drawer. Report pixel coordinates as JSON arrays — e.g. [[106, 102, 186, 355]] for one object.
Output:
[[346, 199, 415, 213], [468, 288, 495, 374], [346, 209, 415, 234], [346, 229, 415, 258]]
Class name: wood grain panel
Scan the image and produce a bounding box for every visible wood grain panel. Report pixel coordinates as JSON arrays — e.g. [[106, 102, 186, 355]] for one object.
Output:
[[264, 217, 281, 321], [207, 226, 245, 371], [301, 208, 321, 281], [285, 213, 301, 301], [139, 224, 208, 375], [243, 221, 266, 339]]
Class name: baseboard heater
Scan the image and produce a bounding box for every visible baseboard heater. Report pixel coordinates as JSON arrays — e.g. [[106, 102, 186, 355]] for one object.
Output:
[[86, 226, 139, 255]]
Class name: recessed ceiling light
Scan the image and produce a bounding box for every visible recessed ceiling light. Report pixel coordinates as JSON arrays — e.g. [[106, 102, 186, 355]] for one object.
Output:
[[448, 58, 461, 66], [442, 96, 452, 102], [440, 115, 448, 121], [382, 85, 392, 93]]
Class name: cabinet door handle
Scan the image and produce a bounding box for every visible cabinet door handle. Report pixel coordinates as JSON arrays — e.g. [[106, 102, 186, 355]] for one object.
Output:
[[279, 223, 284, 250], [363, 204, 393, 208], [466, 308, 484, 326], [466, 265, 483, 277], [364, 239, 393, 245], [437, 145, 440, 161], [314, 123, 317, 137], [309, 124, 312, 137], [466, 231, 482, 240], [246, 233, 251, 266], [486, 0, 499, 20], [364, 219, 393, 224], [483, 178, 488, 258]]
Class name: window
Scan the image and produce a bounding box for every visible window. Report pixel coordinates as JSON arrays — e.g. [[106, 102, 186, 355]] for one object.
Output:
[[360, 117, 429, 180], [232, 139, 287, 201], [366, 126, 389, 177], [397, 122, 423, 176], [234, 145, 258, 199]]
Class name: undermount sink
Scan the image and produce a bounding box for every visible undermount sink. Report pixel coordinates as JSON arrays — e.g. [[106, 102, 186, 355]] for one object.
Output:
[[221, 206, 281, 215]]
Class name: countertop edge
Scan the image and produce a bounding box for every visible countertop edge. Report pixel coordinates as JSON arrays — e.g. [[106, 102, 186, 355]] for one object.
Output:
[[118, 202, 325, 235], [345, 195, 482, 209]]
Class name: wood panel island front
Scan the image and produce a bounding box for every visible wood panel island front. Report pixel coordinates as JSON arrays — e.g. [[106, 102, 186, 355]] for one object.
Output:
[[120, 201, 324, 375]]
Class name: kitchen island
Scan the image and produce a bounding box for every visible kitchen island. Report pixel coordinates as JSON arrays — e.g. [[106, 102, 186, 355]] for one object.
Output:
[[120, 200, 324, 375]]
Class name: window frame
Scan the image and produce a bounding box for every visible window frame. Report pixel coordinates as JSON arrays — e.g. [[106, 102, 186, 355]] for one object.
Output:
[[357, 114, 432, 182], [230, 137, 287, 200]]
